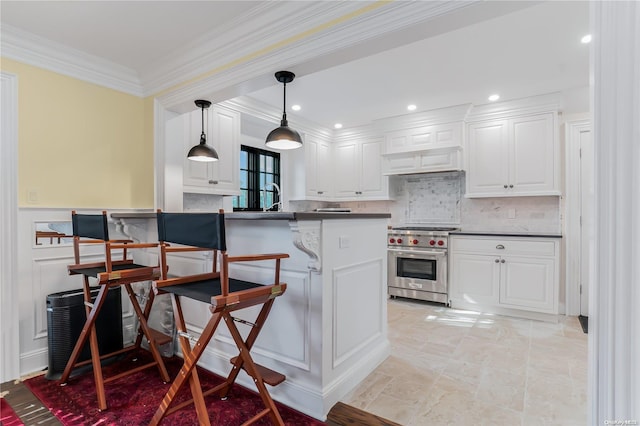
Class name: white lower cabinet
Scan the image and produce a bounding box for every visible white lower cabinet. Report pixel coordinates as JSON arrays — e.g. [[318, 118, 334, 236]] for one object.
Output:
[[450, 235, 559, 317]]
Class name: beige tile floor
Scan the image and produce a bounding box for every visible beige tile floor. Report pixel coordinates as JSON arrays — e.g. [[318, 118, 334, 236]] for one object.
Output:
[[343, 298, 588, 425]]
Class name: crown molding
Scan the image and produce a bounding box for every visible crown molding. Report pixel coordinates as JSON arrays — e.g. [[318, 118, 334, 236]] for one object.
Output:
[[465, 92, 562, 122], [154, 0, 476, 106], [374, 104, 473, 132], [0, 24, 143, 96], [1, 1, 475, 101]]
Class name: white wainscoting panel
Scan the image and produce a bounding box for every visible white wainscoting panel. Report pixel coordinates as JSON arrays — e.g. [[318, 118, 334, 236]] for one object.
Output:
[[332, 259, 384, 368]]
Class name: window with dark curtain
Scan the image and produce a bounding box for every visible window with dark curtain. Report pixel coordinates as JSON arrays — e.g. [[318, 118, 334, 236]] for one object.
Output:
[[233, 145, 280, 211]]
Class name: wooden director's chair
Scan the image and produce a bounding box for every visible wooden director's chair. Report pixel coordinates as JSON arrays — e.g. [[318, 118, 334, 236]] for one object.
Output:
[[59, 211, 171, 410], [149, 210, 290, 426]]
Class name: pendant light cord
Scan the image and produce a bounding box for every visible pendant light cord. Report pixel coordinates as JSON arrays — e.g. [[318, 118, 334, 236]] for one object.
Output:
[[200, 103, 206, 142], [281, 82, 288, 124]]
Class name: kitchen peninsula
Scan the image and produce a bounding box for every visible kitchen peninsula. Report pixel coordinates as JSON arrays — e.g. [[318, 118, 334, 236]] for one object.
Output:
[[110, 211, 391, 420]]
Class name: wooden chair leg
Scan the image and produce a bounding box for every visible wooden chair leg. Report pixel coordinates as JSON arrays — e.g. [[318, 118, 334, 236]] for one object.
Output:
[[219, 298, 276, 398], [59, 280, 110, 410], [123, 284, 170, 382], [222, 307, 284, 426], [149, 296, 223, 426]]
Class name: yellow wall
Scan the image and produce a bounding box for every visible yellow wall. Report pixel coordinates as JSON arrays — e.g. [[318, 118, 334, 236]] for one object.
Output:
[[1, 58, 154, 208]]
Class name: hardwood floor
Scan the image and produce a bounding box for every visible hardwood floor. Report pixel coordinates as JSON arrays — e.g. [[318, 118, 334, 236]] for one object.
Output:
[[1, 377, 59, 425], [1, 377, 394, 426]]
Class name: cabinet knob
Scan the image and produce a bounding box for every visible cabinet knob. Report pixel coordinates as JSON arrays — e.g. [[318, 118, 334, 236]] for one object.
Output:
[[504, 184, 508, 188], [501, 259, 506, 263], [355, 191, 362, 195], [317, 191, 324, 195], [496, 244, 505, 249], [509, 184, 514, 188], [208, 180, 218, 184], [495, 259, 500, 263]]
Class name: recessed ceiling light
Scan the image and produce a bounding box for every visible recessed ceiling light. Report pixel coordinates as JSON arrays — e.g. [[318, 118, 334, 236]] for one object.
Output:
[[488, 94, 500, 102], [581, 34, 592, 44], [407, 104, 417, 111], [291, 104, 301, 111], [334, 123, 343, 129]]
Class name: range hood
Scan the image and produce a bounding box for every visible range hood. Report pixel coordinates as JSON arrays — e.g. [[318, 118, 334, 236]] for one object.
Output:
[[381, 146, 463, 175]]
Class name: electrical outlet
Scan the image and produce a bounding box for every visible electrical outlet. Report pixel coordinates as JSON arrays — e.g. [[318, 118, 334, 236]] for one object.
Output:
[[508, 208, 516, 219], [339, 236, 350, 248]]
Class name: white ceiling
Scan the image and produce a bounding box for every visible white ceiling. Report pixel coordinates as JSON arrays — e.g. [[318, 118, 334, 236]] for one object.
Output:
[[0, 1, 590, 130]]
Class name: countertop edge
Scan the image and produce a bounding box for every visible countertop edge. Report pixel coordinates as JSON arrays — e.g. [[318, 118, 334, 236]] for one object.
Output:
[[451, 231, 562, 239], [111, 212, 391, 220]]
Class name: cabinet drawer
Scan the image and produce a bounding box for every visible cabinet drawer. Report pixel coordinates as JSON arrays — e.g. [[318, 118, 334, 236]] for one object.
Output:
[[450, 236, 557, 256]]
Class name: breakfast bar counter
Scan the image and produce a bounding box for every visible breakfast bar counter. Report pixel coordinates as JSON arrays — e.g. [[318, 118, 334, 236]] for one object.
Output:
[[110, 211, 391, 420]]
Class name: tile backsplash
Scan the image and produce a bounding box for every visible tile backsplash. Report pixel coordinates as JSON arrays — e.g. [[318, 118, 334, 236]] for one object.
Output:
[[339, 172, 561, 234], [185, 172, 561, 234]]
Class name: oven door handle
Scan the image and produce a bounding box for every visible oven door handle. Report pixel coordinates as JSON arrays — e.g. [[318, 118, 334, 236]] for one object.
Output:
[[387, 248, 446, 257]]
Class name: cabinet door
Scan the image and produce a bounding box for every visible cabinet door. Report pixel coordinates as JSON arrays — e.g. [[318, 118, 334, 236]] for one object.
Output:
[[316, 140, 332, 196], [183, 110, 211, 187], [359, 138, 386, 197], [499, 255, 556, 313], [304, 138, 319, 196], [208, 105, 240, 193], [467, 120, 509, 196], [450, 253, 500, 306], [183, 106, 240, 195], [509, 113, 557, 195], [333, 141, 359, 198]]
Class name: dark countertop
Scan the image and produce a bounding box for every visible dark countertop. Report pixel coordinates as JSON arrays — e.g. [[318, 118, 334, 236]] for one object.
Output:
[[451, 230, 562, 239], [111, 211, 391, 220]]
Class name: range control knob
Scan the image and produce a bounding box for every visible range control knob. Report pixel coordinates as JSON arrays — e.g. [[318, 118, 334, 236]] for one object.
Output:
[[429, 240, 436, 246], [437, 240, 444, 246], [397, 238, 403, 244], [389, 238, 396, 244], [412, 239, 419, 245]]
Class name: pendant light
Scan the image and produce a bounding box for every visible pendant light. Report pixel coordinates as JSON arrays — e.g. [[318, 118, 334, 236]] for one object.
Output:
[[188, 99, 219, 162], [265, 71, 303, 150]]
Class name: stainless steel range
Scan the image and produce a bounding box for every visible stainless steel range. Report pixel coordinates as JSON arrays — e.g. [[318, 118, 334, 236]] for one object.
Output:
[[387, 226, 458, 304]]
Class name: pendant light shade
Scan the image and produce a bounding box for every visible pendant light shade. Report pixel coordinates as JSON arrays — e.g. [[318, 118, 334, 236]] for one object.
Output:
[[266, 71, 303, 150], [188, 99, 219, 162]]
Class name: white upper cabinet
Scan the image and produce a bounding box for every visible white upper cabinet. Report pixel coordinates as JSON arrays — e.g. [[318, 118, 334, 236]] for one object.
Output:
[[183, 105, 240, 195], [465, 95, 560, 198], [379, 104, 469, 175], [384, 122, 463, 154], [333, 136, 388, 200], [305, 136, 333, 198]]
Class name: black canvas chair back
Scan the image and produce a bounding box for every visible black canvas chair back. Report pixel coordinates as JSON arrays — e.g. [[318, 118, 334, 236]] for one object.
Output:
[[150, 210, 290, 426], [157, 211, 226, 250], [59, 210, 170, 411], [72, 212, 109, 241]]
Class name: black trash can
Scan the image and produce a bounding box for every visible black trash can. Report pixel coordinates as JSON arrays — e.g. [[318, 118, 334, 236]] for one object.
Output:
[[45, 286, 123, 380]]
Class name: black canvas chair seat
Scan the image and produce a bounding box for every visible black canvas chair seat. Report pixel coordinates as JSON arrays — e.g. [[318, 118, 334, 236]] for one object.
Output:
[[150, 210, 290, 426], [159, 278, 262, 304], [68, 262, 149, 278], [59, 211, 170, 411]]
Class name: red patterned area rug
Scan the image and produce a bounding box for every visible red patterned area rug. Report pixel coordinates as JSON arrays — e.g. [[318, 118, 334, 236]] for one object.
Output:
[[1, 397, 24, 425], [23, 351, 323, 426]]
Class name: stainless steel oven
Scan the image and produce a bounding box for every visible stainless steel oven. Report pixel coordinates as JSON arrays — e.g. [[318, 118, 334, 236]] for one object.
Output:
[[387, 227, 456, 304]]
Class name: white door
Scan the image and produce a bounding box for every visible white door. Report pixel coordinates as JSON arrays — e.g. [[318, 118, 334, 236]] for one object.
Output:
[[579, 127, 594, 316]]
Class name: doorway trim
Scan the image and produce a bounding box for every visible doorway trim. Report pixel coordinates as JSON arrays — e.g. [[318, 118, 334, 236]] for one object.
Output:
[[1, 71, 20, 382], [564, 116, 591, 316]]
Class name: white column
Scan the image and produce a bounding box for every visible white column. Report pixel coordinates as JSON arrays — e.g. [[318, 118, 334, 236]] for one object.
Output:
[[591, 1, 640, 423], [1, 72, 20, 382]]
